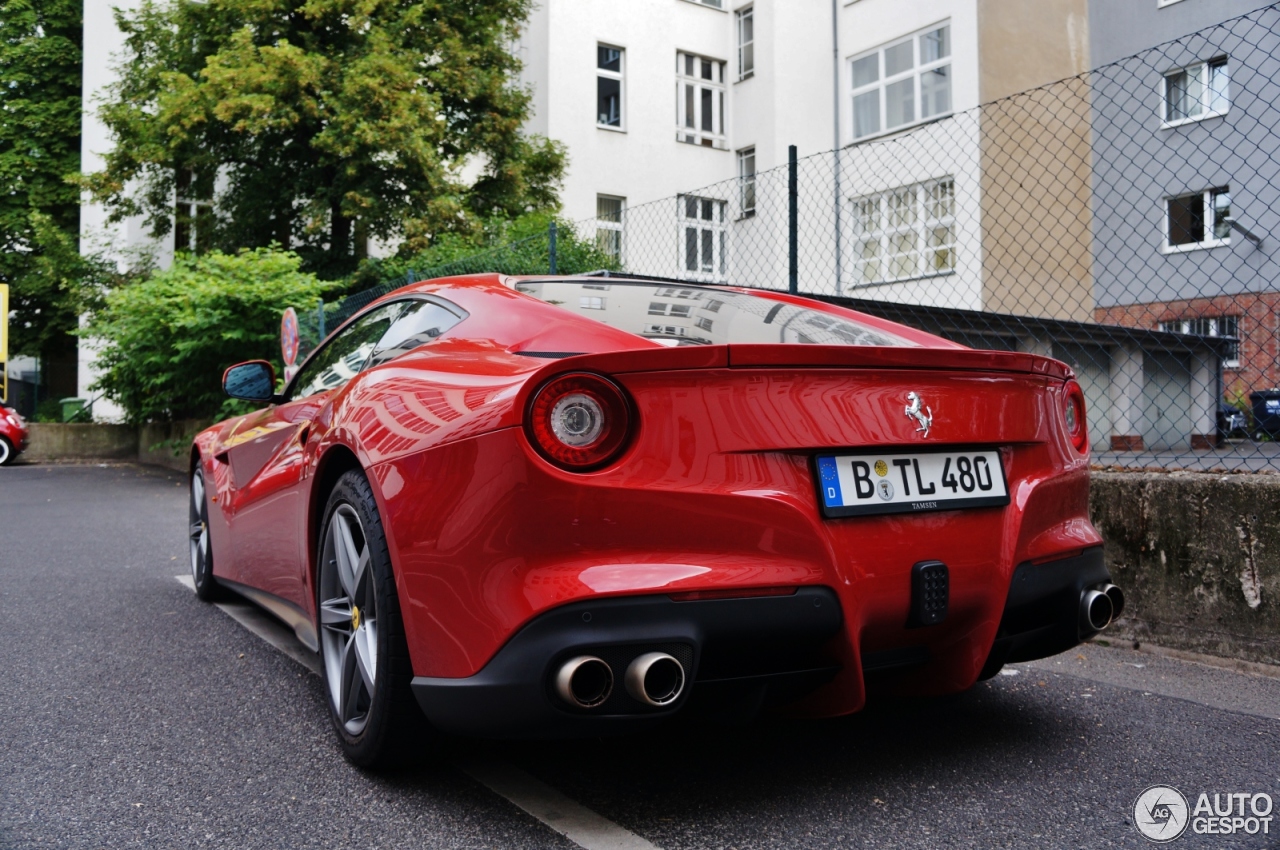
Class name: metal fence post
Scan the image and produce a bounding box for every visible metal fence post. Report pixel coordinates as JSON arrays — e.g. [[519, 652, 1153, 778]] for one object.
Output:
[[788, 145, 798, 295], [316, 299, 325, 339], [549, 220, 558, 274]]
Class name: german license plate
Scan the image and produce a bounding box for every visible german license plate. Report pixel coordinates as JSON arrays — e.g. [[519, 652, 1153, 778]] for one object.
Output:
[[814, 449, 1009, 518]]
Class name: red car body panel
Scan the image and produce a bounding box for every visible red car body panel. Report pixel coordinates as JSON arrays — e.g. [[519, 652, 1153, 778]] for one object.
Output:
[[0, 404, 29, 458], [192, 274, 1102, 724]]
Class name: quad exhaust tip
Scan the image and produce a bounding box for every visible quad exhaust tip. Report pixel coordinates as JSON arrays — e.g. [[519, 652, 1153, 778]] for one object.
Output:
[[555, 656, 613, 708], [1080, 588, 1114, 633], [1100, 583, 1125, 620], [625, 652, 686, 707]]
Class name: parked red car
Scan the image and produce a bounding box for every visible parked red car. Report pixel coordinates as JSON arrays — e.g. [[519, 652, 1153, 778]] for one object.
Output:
[[191, 274, 1122, 767], [0, 399, 28, 465]]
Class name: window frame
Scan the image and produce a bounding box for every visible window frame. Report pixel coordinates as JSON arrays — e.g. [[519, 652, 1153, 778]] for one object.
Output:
[[284, 295, 467, 401], [595, 194, 625, 263], [1161, 56, 1229, 128], [174, 168, 215, 255], [676, 51, 728, 149], [736, 6, 754, 81], [736, 147, 756, 218], [680, 0, 725, 8], [1161, 186, 1230, 253], [1159, 315, 1241, 368], [678, 195, 729, 283], [597, 44, 626, 132], [848, 22, 952, 142], [849, 176, 956, 287]]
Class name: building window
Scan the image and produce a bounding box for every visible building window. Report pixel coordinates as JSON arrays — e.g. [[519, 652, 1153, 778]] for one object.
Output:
[[579, 296, 606, 310], [850, 177, 955, 285], [598, 45, 624, 129], [679, 195, 727, 282], [850, 23, 951, 141], [1160, 315, 1240, 367], [655, 286, 706, 299], [676, 52, 727, 148], [596, 195, 624, 261], [174, 169, 214, 254], [685, 0, 724, 6], [737, 147, 756, 217], [1163, 58, 1228, 125], [1165, 187, 1229, 251], [737, 7, 754, 80]]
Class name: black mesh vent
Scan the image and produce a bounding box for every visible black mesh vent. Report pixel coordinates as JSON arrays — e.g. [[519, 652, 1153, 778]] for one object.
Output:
[[907, 561, 949, 628]]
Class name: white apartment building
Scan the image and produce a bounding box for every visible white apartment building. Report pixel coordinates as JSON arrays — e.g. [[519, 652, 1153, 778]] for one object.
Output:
[[519, 0, 1088, 309]]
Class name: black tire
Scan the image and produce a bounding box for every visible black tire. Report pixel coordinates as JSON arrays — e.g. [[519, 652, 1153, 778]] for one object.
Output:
[[0, 436, 14, 466], [189, 468, 222, 601], [316, 469, 428, 768]]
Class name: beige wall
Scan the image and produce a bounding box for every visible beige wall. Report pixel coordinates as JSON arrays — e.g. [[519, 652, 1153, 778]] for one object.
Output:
[[976, 0, 1095, 321], [977, 0, 1090, 101]]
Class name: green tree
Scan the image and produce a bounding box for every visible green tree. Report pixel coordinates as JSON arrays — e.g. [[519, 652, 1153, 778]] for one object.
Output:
[[84, 0, 565, 279], [86, 247, 337, 423], [0, 0, 85, 394]]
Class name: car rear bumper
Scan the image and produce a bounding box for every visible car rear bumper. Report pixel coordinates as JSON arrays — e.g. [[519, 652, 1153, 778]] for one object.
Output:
[[978, 546, 1111, 678], [410, 587, 843, 738]]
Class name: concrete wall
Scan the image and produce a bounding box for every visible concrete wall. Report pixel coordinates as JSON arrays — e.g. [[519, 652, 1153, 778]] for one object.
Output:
[[1093, 471, 1280, 666], [24, 421, 209, 472], [138, 421, 211, 471], [25, 423, 137, 462]]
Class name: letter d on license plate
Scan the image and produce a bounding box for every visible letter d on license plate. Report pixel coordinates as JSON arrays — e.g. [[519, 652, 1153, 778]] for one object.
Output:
[[814, 449, 1009, 518]]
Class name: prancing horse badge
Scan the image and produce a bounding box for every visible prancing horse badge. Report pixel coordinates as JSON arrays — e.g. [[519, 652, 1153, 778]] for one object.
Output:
[[905, 392, 933, 437]]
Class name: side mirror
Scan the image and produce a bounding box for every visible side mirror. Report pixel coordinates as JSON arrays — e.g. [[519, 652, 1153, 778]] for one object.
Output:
[[223, 360, 277, 402]]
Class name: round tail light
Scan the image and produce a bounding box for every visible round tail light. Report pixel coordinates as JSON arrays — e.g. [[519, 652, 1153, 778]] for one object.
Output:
[[1064, 380, 1088, 454], [527, 373, 633, 470]]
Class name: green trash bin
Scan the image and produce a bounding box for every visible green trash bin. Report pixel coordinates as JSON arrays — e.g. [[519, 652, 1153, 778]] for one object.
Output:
[[60, 397, 88, 422]]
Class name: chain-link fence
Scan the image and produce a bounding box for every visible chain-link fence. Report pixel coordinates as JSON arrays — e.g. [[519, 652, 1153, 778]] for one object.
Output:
[[322, 4, 1280, 473]]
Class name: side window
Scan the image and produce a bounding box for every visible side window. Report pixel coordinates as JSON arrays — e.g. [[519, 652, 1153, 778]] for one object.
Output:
[[366, 300, 464, 368], [289, 303, 402, 400]]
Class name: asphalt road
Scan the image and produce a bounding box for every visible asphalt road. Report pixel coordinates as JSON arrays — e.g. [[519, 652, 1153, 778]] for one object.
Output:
[[2, 463, 1278, 849]]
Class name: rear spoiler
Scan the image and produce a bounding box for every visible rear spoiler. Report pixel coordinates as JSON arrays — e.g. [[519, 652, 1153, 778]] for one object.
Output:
[[518, 344, 1073, 381], [727, 344, 1074, 380]]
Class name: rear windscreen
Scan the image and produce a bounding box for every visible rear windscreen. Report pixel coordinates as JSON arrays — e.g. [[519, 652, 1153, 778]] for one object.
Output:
[[510, 280, 916, 347]]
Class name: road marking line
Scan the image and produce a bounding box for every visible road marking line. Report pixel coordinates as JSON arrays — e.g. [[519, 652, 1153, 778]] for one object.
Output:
[[175, 576, 662, 850], [458, 754, 661, 850], [174, 575, 322, 675]]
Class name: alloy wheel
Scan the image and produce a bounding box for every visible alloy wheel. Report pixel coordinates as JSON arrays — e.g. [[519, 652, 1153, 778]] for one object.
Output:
[[319, 504, 378, 735], [189, 472, 209, 583]]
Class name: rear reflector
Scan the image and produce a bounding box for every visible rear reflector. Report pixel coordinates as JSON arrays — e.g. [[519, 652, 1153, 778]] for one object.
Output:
[[668, 586, 798, 602]]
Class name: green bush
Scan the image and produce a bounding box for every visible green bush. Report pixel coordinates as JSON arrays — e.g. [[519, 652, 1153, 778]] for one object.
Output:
[[85, 248, 337, 423]]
